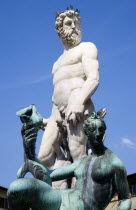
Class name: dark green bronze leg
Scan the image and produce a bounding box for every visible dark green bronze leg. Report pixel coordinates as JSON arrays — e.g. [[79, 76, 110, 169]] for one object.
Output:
[[8, 178, 62, 210]]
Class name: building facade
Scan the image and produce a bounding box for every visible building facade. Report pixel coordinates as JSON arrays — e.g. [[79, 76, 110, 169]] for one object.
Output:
[[0, 186, 8, 210]]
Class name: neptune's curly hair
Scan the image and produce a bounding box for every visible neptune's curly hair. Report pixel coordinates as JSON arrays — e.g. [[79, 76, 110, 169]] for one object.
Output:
[[55, 6, 81, 37]]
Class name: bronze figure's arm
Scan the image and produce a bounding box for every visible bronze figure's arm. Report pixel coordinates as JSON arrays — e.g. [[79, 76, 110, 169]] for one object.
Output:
[[114, 161, 132, 210], [50, 158, 82, 181]]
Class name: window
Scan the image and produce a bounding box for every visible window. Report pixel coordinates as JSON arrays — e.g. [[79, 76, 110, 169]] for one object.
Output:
[[0, 197, 8, 209], [132, 184, 136, 195]]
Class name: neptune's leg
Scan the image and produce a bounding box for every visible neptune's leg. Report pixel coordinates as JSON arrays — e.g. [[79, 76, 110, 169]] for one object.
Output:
[[8, 178, 62, 210]]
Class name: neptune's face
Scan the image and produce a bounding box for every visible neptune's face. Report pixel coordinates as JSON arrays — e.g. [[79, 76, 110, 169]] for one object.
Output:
[[85, 119, 106, 146], [62, 15, 82, 46]]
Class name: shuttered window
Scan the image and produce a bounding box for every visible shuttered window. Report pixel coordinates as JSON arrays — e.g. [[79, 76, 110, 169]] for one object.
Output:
[[0, 197, 8, 209]]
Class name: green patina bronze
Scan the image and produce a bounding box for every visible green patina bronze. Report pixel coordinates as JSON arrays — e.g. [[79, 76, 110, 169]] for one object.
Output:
[[7, 106, 131, 210], [16, 105, 52, 186]]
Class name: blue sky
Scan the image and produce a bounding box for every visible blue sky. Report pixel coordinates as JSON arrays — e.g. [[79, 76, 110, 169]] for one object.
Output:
[[0, 0, 136, 188]]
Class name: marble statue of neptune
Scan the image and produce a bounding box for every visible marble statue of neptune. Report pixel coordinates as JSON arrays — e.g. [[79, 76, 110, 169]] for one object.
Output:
[[38, 8, 99, 172]]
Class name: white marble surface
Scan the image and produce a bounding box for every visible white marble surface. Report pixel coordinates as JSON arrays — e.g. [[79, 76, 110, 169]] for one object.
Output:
[[38, 9, 99, 188]]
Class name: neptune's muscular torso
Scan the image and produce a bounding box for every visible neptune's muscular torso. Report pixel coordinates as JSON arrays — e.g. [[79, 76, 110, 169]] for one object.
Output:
[[52, 43, 85, 107]]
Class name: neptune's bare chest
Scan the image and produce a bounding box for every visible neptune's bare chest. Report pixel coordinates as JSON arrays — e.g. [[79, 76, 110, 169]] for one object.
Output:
[[52, 47, 82, 75]]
